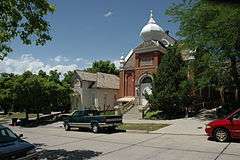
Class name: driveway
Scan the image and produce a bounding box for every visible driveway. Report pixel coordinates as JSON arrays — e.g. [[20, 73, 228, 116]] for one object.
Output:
[[9, 124, 240, 160]]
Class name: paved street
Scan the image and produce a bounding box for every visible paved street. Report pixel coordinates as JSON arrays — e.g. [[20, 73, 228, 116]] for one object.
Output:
[[9, 124, 240, 160]]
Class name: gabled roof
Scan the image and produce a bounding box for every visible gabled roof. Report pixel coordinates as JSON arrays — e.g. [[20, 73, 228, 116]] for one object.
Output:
[[96, 72, 119, 89], [75, 70, 97, 82], [123, 52, 135, 70], [134, 40, 166, 53], [124, 49, 134, 62], [75, 70, 119, 89], [123, 34, 176, 67]]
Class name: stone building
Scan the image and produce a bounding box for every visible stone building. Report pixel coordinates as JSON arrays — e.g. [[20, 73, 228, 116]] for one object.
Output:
[[118, 11, 176, 109], [71, 70, 119, 111]]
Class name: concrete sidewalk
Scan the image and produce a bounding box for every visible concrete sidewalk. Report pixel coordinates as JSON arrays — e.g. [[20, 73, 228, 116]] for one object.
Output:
[[124, 118, 210, 135]]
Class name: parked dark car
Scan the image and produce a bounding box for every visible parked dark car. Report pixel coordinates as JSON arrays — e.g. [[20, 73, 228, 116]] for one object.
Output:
[[63, 110, 122, 133], [205, 108, 240, 142], [0, 125, 37, 160]]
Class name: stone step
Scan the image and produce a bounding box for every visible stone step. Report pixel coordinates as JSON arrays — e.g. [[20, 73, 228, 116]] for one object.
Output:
[[123, 105, 143, 120]]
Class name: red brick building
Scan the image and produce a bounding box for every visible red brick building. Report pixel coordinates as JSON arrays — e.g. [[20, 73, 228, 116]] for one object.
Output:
[[118, 11, 176, 106]]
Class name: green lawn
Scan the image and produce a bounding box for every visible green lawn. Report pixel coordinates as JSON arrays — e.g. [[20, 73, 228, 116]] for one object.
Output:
[[0, 112, 37, 123], [117, 123, 169, 132], [100, 111, 115, 116]]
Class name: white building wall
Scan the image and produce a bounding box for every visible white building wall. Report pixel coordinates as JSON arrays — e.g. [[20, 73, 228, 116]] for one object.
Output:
[[81, 81, 96, 109], [72, 79, 118, 111], [95, 89, 118, 111]]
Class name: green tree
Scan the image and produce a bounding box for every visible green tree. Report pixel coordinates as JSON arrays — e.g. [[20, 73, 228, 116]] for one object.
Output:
[[22, 75, 45, 119], [86, 60, 119, 75], [12, 72, 38, 119], [166, 0, 240, 103], [0, 0, 55, 60], [0, 70, 73, 120], [49, 70, 60, 83], [38, 70, 48, 78], [147, 45, 187, 119], [62, 71, 75, 85], [0, 73, 15, 114], [44, 78, 72, 113]]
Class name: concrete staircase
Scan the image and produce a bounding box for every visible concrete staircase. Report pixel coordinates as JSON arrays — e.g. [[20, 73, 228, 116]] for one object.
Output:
[[123, 105, 143, 120], [195, 108, 218, 121]]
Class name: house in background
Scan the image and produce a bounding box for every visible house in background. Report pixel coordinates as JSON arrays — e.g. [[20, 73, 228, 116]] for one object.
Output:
[[71, 70, 119, 111]]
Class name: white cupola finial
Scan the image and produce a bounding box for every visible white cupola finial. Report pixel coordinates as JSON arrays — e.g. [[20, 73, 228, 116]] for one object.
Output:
[[150, 10, 153, 18], [148, 10, 156, 24], [140, 10, 164, 41], [120, 55, 125, 70]]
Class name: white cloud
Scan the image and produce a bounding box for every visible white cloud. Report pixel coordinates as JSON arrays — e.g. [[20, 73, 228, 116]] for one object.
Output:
[[113, 60, 120, 69], [76, 57, 84, 62], [104, 11, 113, 17], [0, 54, 78, 75], [48, 64, 78, 74], [51, 55, 69, 62], [75, 57, 92, 68]]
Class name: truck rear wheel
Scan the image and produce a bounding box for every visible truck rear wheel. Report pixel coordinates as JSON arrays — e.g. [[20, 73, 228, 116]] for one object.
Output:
[[108, 126, 116, 132], [92, 124, 99, 133]]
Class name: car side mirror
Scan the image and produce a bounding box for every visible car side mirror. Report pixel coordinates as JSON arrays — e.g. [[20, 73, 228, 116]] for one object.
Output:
[[19, 134, 23, 138]]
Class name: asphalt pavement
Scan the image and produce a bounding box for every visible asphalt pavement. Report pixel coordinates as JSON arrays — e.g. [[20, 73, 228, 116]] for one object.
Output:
[[9, 124, 240, 160]]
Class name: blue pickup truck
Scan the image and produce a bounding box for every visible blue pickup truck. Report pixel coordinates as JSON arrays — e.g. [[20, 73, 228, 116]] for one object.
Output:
[[63, 110, 122, 133]]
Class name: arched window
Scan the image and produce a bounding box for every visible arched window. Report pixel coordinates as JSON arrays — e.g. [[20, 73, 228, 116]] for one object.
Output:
[[141, 76, 152, 84]]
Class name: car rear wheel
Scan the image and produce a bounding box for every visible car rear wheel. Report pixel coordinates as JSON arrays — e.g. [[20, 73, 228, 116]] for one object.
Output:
[[64, 123, 70, 131], [214, 128, 229, 142], [92, 124, 99, 133]]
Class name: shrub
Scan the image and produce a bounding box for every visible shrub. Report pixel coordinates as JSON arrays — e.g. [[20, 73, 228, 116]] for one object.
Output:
[[144, 111, 162, 120]]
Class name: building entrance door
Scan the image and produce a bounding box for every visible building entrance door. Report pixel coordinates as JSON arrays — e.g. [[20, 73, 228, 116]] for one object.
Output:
[[139, 76, 152, 105]]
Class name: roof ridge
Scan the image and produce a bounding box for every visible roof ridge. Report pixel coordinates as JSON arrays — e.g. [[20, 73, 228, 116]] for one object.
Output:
[[96, 72, 119, 77]]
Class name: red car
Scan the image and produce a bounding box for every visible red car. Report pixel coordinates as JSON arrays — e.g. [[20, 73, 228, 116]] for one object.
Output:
[[205, 108, 240, 142]]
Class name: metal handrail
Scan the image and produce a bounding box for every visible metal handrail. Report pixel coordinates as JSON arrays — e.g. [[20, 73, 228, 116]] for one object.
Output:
[[118, 99, 135, 114], [121, 100, 135, 114]]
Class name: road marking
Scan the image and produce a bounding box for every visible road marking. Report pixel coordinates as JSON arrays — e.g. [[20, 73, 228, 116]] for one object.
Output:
[[214, 142, 231, 160]]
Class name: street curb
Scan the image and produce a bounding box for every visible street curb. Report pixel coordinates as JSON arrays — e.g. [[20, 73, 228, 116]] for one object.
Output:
[[149, 132, 207, 136], [125, 130, 207, 136]]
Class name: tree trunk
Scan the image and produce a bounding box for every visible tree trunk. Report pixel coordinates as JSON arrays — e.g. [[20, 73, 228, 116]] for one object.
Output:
[[3, 109, 8, 115], [37, 112, 40, 121], [235, 88, 239, 101], [219, 86, 225, 105], [3, 106, 8, 115], [230, 57, 239, 101], [25, 111, 29, 120]]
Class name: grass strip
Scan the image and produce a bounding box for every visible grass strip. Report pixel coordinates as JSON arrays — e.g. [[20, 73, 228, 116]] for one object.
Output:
[[118, 123, 169, 132]]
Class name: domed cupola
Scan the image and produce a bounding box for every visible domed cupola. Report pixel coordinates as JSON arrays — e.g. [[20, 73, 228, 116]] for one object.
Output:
[[140, 10, 164, 42]]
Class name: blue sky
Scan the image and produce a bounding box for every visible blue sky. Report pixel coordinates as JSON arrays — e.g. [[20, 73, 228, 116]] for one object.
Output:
[[1, 0, 182, 74]]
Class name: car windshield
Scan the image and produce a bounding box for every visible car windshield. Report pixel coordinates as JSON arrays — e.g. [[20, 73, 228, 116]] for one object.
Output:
[[0, 128, 18, 143], [233, 111, 240, 120]]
